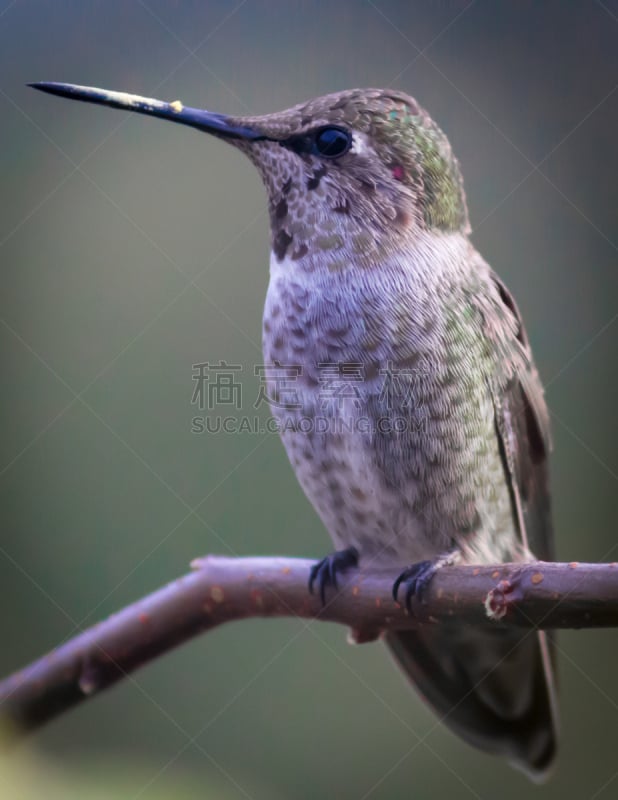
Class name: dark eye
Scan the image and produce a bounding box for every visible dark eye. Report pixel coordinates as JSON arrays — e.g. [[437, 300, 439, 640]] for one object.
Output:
[[313, 126, 351, 158]]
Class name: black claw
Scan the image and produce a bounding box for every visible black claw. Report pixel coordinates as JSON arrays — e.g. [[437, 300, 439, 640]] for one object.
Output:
[[309, 547, 359, 605], [392, 560, 436, 611]]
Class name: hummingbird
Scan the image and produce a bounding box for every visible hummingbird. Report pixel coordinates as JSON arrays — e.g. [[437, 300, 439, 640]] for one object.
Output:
[[30, 81, 558, 779]]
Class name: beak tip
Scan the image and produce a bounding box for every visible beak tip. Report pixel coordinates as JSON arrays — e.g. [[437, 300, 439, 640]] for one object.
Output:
[[27, 81, 68, 96]]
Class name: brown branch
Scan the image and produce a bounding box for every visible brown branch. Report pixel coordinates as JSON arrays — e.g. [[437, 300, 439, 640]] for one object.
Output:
[[1, 557, 617, 741]]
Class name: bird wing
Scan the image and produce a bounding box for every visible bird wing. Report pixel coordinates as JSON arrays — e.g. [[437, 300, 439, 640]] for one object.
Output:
[[486, 272, 554, 562], [385, 270, 558, 779]]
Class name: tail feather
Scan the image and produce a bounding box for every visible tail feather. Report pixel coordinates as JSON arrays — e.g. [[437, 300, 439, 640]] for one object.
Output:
[[384, 625, 558, 780]]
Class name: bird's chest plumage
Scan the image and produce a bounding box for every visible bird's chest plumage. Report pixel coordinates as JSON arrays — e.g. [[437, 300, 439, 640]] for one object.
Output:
[[262, 244, 518, 565]]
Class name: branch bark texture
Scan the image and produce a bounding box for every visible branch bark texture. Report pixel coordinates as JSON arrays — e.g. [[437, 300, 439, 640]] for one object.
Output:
[[1, 557, 617, 740]]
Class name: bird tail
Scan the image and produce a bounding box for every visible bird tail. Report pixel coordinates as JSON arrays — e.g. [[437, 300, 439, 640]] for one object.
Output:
[[384, 625, 558, 780]]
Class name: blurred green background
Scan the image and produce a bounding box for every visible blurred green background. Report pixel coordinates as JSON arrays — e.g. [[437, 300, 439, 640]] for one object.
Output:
[[1, 1, 617, 798]]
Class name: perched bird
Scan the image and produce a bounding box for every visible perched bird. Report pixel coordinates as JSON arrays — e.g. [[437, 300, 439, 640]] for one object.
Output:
[[30, 82, 558, 779]]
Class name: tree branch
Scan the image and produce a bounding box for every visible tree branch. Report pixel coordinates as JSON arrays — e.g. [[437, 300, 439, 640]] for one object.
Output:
[[1, 557, 617, 740]]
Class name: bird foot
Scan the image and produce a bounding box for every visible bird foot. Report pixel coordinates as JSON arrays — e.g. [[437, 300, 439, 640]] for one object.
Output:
[[392, 560, 437, 611], [309, 547, 359, 605], [392, 551, 458, 611]]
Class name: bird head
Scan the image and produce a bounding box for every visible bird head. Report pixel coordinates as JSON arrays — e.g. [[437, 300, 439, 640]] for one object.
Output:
[[30, 83, 469, 268]]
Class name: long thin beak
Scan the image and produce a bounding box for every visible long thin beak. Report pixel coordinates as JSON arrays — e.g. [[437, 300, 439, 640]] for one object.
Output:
[[28, 82, 265, 141]]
